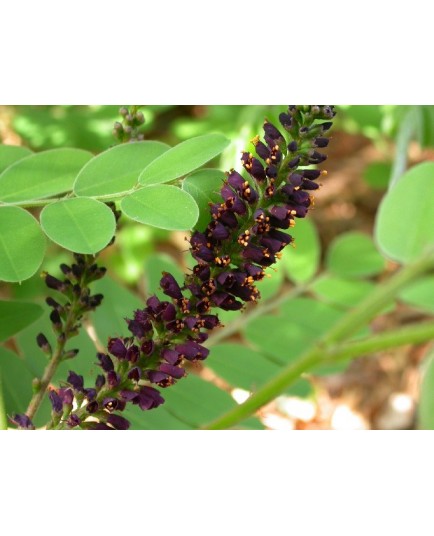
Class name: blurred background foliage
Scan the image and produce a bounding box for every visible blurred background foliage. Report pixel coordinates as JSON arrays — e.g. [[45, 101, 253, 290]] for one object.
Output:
[[1, 104, 434, 430]]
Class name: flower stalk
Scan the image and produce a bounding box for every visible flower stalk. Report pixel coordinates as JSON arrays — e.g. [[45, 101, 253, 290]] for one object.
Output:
[[10, 254, 106, 428], [40, 105, 337, 430]]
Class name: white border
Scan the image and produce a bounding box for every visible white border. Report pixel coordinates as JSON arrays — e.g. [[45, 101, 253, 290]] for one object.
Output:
[[1, 2, 431, 103]]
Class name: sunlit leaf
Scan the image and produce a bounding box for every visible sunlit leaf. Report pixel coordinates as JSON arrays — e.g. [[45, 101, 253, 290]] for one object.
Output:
[[0, 347, 34, 417], [0, 300, 44, 342], [281, 218, 320, 283], [0, 148, 92, 202], [0, 145, 32, 174], [182, 168, 225, 230], [0, 206, 46, 282], [376, 162, 434, 263], [73, 141, 170, 197], [139, 133, 230, 186], [399, 276, 434, 314], [121, 185, 199, 230], [40, 198, 116, 254], [327, 231, 386, 278]]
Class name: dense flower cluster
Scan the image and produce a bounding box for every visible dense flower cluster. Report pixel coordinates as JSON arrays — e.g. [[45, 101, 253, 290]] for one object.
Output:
[[12, 105, 335, 430], [112, 106, 146, 143]]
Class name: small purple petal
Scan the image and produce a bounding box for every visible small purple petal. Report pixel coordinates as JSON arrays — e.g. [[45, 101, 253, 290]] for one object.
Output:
[[96, 352, 114, 372], [58, 388, 74, 405], [107, 370, 121, 388], [160, 272, 183, 300], [67, 414, 81, 428], [107, 414, 130, 430], [10, 413, 34, 430], [107, 338, 127, 359], [67, 371, 84, 391], [138, 386, 165, 410], [48, 391, 63, 414], [159, 363, 186, 379]]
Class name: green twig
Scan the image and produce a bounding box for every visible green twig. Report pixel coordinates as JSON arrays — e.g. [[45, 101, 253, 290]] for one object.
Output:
[[325, 320, 434, 363], [25, 299, 80, 421], [204, 253, 434, 429]]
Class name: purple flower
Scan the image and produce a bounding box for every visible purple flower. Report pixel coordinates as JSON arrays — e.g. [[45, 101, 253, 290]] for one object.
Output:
[[125, 345, 139, 363], [107, 370, 121, 388], [96, 353, 114, 372], [147, 370, 172, 387], [137, 386, 165, 410], [160, 272, 183, 300], [128, 366, 141, 382], [103, 397, 119, 412], [95, 375, 106, 390], [86, 401, 99, 413], [159, 363, 185, 379], [175, 341, 209, 361], [49, 391, 63, 413], [107, 338, 127, 359], [58, 388, 74, 405], [67, 414, 81, 428], [67, 371, 84, 391], [10, 414, 34, 430], [36, 333, 51, 354], [107, 414, 130, 430]]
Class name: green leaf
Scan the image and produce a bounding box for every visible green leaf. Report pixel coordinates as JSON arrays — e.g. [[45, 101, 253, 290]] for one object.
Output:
[[182, 168, 225, 230], [281, 218, 320, 283], [0, 300, 44, 342], [399, 276, 434, 314], [0, 206, 46, 282], [363, 161, 392, 190], [139, 133, 230, 186], [121, 185, 199, 230], [0, 148, 92, 202], [0, 347, 34, 416], [418, 350, 434, 429], [327, 231, 386, 278], [162, 373, 262, 429], [0, 145, 32, 174], [245, 298, 345, 366], [73, 141, 170, 197], [375, 162, 434, 264], [207, 343, 281, 391], [125, 404, 194, 430], [311, 275, 376, 309], [40, 197, 116, 254]]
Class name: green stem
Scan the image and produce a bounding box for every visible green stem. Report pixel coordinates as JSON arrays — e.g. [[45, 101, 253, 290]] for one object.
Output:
[[0, 372, 8, 430], [0, 187, 139, 209], [25, 269, 90, 421], [204, 253, 434, 429], [326, 320, 434, 362], [322, 253, 434, 346]]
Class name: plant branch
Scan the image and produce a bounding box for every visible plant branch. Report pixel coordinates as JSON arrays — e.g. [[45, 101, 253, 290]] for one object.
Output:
[[26, 293, 83, 421], [325, 320, 434, 363], [24, 255, 106, 423], [204, 253, 434, 429]]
